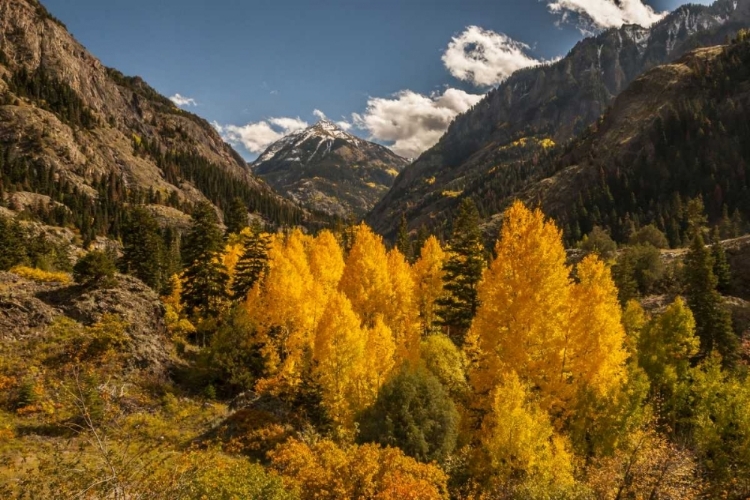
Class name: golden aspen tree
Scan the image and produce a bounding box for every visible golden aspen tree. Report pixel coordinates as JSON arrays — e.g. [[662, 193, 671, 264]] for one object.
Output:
[[222, 240, 244, 283], [358, 315, 396, 406], [468, 202, 627, 418], [307, 230, 345, 293], [339, 224, 392, 327], [307, 230, 346, 327], [247, 231, 316, 396], [313, 291, 367, 429], [479, 372, 576, 496], [565, 255, 628, 401], [466, 201, 572, 413], [412, 236, 446, 335], [386, 248, 421, 367]]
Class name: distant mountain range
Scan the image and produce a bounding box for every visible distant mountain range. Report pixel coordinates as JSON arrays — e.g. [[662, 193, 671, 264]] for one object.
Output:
[[251, 120, 408, 218], [366, 0, 750, 238]]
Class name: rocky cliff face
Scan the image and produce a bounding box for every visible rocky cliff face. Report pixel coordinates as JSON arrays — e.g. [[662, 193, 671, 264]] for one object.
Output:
[[0, 271, 174, 376], [252, 120, 408, 218], [366, 0, 750, 238], [0, 0, 306, 229]]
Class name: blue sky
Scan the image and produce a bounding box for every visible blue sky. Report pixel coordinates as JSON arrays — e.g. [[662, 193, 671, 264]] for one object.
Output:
[[43, 0, 711, 159]]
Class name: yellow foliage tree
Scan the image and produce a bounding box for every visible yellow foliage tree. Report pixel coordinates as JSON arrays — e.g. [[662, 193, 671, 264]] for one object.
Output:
[[339, 224, 392, 327], [467, 201, 627, 417], [566, 255, 629, 401], [247, 231, 317, 396], [386, 248, 421, 367], [269, 438, 449, 500], [359, 315, 396, 405], [479, 372, 576, 497], [312, 291, 367, 428], [412, 236, 445, 335], [307, 229, 346, 326], [466, 201, 573, 413]]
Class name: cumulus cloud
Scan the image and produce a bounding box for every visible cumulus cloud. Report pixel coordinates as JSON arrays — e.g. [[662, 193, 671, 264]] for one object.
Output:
[[169, 93, 197, 107], [353, 88, 483, 159], [546, 0, 667, 32], [442, 26, 543, 87], [213, 116, 308, 154]]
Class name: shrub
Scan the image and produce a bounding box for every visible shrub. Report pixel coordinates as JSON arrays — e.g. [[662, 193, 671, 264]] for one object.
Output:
[[10, 266, 72, 284], [73, 250, 116, 285], [357, 367, 459, 463]]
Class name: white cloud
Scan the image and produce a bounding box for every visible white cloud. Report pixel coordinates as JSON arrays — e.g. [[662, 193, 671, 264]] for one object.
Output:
[[442, 26, 543, 87], [313, 109, 353, 131], [336, 121, 353, 131], [546, 0, 667, 32], [353, 88, 483, 159], [213, 117, 308, 154], [169, 93, 197, 107]]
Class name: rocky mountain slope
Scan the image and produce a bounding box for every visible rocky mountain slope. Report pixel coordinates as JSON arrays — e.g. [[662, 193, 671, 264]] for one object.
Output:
[[367, 0, 750, 238], [500, 36, 750, 244], [251, 120, 408, 217], [0, 0, 310, 238]]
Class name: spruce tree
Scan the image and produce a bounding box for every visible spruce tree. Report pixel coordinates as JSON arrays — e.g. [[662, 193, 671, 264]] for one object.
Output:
[[436, 198, 485, 346], [395, 213, 413, 262], [181, 202, 229, 320], [119, 207, 164, 291], [224, 197, 249, 236], [684, 233, 738, 367], [231, 223, 270, 300], [711, 227, 732, 294], [0, 215, 27, 270]]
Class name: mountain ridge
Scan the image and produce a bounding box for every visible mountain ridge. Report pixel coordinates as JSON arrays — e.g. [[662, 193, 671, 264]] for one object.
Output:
[[251, 119, 409, 217], [0, 0, 312, 238], [366, 0, 750, 238]]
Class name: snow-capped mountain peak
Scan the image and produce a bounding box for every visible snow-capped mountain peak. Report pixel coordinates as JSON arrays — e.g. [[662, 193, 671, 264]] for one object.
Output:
[[251, 120, 409, 217]]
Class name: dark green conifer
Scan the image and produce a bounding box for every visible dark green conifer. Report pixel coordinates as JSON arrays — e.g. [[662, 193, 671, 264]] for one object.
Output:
[[396, 213, 413, 262], [224, 197, 249, 236], [684, 233, 738, 367], [436, 198, 485, 346], [231, 223, 270, 300], [119, 207, 165, 290], [181, 202, 229, 320]]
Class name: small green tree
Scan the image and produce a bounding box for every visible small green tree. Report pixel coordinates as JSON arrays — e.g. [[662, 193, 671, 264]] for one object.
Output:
[[181, 202, 229, 320], [637, 297, 699, 427], [73, 250, 116, 285], [684, 233, 738, 367], [629, 224, 670, 249], [357, 367, 459, 464], [231, 223, 270, 301], [119, 207, 165, 290], [396, 213, 413, 262], [0, 215, 27, 270], [224, 197, 249, 236], [579, 226, 617, 259], [711, 227, 732, 294], [436, 198, 485, 345]]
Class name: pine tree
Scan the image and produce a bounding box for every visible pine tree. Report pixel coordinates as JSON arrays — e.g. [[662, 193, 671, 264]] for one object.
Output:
[[711, 227, 732, 294], [396, 213, 413, 262], [181, 202, 230, 321], [684, 233, 738, 367], [0, 215, 27, 270], [119, 207, 165, 290], [224, 197, 249, 236], [231, 223, 270, 300], [436, 198, 485, 346]]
